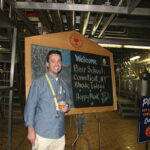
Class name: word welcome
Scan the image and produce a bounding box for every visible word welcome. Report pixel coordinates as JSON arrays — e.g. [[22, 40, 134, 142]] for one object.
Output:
[[75, 54, 97, 65]]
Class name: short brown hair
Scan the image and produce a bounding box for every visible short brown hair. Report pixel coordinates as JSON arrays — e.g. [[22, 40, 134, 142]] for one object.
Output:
[[46, 50, 62, 62]]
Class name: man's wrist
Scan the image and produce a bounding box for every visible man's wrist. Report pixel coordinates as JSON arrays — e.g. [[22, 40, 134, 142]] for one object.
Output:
[[28, 126, 35, 132]]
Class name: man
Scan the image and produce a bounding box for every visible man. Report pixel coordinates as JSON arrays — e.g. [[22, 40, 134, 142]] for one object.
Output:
[[24, 50, 72, 150]]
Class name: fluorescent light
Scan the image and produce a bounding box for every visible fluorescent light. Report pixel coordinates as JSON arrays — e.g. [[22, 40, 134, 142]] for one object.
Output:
[[98, 43, 122, 48], [98, 43, 150, 49], [130, 56, 141, 61], [124, 45, 150, 50], [0, 45, 2, 48], [139, 58, 150, 63]]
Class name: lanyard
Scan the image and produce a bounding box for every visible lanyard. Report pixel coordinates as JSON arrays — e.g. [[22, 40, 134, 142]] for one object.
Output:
[[45, 73, 59, 111]]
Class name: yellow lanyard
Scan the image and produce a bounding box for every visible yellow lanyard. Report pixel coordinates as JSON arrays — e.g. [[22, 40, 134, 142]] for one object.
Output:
[[45, 73, 59, 110]]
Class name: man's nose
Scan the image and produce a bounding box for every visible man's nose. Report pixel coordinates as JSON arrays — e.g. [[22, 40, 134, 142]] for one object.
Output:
[[55, 62, 60, 65]]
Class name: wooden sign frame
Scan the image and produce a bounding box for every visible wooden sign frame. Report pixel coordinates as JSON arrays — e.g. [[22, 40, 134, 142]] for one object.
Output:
[[25, 31, 117, 114]]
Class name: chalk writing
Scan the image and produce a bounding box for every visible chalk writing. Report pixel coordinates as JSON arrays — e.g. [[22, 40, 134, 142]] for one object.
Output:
[[74, 81, 90, 89], [87, 65, 102, 74], [71, 51, 113, 108], [73, 74, 99, 82], [75, 54, 97, 65], [73, 64, 86, 73], [76, 93, 99, 102]]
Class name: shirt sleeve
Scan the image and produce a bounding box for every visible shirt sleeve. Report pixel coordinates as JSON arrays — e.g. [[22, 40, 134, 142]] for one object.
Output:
[[24, 80, 39, 127]]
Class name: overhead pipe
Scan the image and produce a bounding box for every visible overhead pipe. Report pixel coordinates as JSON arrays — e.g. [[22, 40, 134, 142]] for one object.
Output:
[[32, 0, 53, 33], [65, 0, 75, 31], [98, 0, 124, 38], [104, 36, 150, 42], [5, 0, 38, 35], [104, 33, 128, 37], [104, 28, 128, 37], [48, 0, 63, 32], [80, 0, 94, 35], [35, 11, 53, 33], [127, 0, 141, 14], [104, 27, 127, 34], [50, 10, 63, 32], [104, 28, 150, 39], [1, 0, 4, 11], [35, 10, 53, 32], [91, 13, 104, 36], [66, 11, 75, 30], [129, 28, 150, 38]]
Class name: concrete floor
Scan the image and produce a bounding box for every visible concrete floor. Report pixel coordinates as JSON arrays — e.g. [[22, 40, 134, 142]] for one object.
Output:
[[0, 111, 149, 150]]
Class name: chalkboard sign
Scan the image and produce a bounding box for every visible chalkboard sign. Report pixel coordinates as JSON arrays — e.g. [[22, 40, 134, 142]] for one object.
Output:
[[29, 45, 114, 109], [138, 96, 150, 143], [71, 51, 113, 108], [25, 31, 117, 114]]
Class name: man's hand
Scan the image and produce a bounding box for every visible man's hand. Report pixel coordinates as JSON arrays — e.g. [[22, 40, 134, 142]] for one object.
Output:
[[61, 103, 69, 113], [27, 126, 36, 145]]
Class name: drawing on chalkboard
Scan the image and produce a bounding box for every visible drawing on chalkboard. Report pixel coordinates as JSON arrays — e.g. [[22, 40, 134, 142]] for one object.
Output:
[[102, 58, 107, 65], [101, 90, 110, 104]]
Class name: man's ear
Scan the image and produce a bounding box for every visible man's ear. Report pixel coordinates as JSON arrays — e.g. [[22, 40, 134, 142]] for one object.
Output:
[[46, 62, 49, 68]]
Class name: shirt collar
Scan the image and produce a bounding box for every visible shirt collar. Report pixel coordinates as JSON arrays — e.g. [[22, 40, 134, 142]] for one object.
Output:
[[47, 72, 61, 81]]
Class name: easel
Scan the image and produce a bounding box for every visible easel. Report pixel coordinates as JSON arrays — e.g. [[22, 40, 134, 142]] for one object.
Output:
[[66, 112, 102, 150]]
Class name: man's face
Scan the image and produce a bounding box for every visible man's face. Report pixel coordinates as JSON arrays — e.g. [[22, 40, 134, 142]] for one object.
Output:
[[46, 54, 62, 77]]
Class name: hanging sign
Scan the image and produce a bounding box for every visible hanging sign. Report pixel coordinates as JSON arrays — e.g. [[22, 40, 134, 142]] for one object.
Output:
[[138, 96, 150, 143]]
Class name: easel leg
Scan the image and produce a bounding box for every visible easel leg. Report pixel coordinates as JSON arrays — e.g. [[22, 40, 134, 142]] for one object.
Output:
[[146, 142, 149, 150], [95, 112, 101, 150], [71, 129, 79, 150], [66, 114, 91, 150], [65, 115, 79, 150]]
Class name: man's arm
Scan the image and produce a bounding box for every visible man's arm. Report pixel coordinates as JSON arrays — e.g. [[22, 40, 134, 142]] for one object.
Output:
[[27, 126, 36, 145], [24, 81, 39, 144]]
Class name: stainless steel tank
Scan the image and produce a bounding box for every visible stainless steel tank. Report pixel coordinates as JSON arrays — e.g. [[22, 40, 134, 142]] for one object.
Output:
[[140, 69, 150, 97]]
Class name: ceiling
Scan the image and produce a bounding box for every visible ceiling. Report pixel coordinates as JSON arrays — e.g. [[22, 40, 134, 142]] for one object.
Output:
[[0, 0, 150, 63]]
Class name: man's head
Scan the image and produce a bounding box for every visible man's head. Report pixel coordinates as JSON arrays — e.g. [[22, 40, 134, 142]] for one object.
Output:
[[46, 50, 62, 77]]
